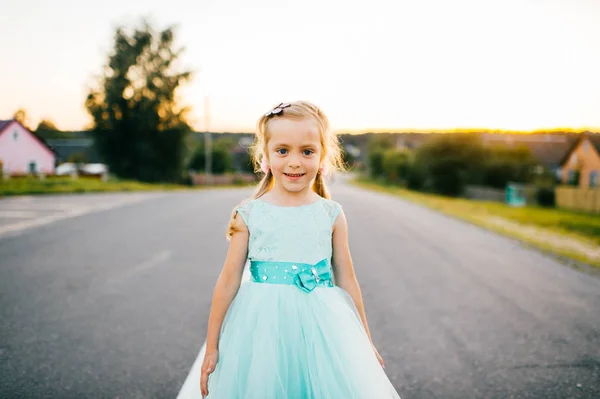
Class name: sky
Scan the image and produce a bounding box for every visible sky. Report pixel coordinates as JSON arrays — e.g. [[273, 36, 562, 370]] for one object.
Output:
[[2, 0, 599, 133]]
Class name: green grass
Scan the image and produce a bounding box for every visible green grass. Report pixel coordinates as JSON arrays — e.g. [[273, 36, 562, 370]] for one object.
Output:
[[0, 176, 248, 197], [352, 177, 600, 270]]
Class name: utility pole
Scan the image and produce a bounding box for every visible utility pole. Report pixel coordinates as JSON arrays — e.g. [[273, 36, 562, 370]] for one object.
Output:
[[204, 96, 212, 185]]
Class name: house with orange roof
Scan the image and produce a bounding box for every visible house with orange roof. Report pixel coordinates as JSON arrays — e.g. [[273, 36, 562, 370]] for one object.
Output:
[[559, 132, 600, 188]]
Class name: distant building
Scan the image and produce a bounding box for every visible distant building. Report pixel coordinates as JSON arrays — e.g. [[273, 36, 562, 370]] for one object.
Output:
[[0, 119, 57, 175], [559, 133, 600, 188], [481, 133, 578, 179], [394, 133, 430, 151], [46, 137, 101, 163]]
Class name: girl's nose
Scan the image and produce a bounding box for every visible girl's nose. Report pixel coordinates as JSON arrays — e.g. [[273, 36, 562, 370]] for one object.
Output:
[[288, 156, 301, 168]]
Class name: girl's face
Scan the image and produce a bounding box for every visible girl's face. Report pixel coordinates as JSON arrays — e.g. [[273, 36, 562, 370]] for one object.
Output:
[[266, 118, 322, 195]]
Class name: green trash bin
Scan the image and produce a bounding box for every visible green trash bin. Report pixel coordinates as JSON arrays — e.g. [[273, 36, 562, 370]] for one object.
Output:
[[506, 183, 526, 207]]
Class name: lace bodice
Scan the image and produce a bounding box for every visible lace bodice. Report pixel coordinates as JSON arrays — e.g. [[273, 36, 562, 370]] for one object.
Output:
[[235, 197, 342, 265]]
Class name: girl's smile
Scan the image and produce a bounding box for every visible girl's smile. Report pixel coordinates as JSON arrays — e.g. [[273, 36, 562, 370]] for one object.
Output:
[[284, 172, 306, 180]]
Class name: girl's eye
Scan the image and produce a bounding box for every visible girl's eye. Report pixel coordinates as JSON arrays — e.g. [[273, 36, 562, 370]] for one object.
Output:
[[275, 148, 314, 155]]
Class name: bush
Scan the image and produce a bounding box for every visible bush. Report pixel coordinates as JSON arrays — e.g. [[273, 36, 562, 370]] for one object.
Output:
[[482, 145, 536, 189], [368, 150, 385, 178], [366, 135, 395, 178], [413, 134, 485, 196], [406, 165, 426, 190], [365, 133, 540, 196], [211, 146, 233, 174], [382, 149, 411, 183], [484, 161, 517, 189], [189, 142, 234, 174], [536, 187, 555, 207], [428, 158, 468, 196]]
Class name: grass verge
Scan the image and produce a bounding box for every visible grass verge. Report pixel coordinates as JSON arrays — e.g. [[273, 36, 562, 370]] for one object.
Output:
[[352, 177, 600, 271], [0, 176, 251, 197]]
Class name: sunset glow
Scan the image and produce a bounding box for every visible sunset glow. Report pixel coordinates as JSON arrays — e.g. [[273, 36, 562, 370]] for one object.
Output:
[[2, 0, 599, 133]]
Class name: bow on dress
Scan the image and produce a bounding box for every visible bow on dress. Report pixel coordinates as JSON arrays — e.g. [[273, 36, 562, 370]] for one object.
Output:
[[293, 258, 331, 293]]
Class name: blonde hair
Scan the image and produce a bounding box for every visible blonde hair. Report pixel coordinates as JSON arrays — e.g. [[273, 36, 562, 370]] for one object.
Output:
[[226, 100, 346, 239]]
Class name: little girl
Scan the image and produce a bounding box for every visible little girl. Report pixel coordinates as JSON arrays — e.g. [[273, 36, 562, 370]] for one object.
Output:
[[200, 101, 401, 398]]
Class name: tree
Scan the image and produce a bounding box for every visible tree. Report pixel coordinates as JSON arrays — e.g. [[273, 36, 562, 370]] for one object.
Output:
[[414, 133, 486, 196], [212, 144, 233, 174], [85, 20, 193, 182], [13, 108, 33, 130], [482, 145, 536, 188], [189, 139, 234, 174], [368, 150, 385, 178], [367, 135, 395, 178], [35, 119, 74, 139], [36, 119, 58, 132], [382, 149, 411, 183]]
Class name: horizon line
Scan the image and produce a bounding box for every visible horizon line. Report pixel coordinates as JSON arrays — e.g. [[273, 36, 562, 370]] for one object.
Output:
[[9, 118, 600, 135], [194, 127, 600, 135]]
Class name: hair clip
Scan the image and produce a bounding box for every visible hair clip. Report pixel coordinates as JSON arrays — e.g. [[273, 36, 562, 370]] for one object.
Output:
[[265, 103, 291, 117]]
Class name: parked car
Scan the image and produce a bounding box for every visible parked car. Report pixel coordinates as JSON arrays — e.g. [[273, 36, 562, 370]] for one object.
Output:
[[55, 162, 78, 176], [55, 162, 108, 179]]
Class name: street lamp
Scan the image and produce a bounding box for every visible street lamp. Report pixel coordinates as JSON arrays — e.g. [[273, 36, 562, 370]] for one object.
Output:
[[204, 96, 212, 185]]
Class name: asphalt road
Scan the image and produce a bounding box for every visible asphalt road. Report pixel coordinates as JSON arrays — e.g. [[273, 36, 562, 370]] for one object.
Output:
[[1, 181, 599, 398]]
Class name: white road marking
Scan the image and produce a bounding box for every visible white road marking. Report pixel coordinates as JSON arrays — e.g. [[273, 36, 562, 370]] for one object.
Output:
[[5, 195, 35, 202], [0, 208, 91, 237], [177, 264, 252, 399], [0, 210, 39, 218], [0, 194, 157, 239], [0, 203, 77, 210]]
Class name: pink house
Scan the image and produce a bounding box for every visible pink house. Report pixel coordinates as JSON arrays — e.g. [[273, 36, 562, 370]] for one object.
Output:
[[0, 119, 56, 175]]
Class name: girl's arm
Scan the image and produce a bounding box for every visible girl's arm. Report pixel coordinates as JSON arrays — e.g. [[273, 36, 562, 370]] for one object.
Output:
[[205, 213, 249, 352], [331, 209, 375, 345]]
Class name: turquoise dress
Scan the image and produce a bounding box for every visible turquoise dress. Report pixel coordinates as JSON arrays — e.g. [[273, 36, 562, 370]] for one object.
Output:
[[206, 196, 402, 398]]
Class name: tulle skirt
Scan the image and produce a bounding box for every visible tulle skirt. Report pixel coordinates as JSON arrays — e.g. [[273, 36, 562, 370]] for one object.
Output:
[[205, 281, 401, 398]]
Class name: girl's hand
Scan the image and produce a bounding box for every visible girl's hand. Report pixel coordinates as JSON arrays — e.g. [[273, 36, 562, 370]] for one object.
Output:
[[371, 344, 385, 369], [200, 349, 218, 398]]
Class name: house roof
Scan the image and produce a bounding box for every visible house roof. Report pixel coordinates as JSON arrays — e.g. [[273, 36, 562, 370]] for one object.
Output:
[[559, 132, 600, 166], [0, 120, 12, 133], [588, 134, 600, 152], [481, 133, 578, 168], [0, 119, 58, 156], [524, 139, 578, 168]]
